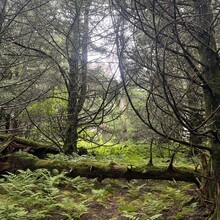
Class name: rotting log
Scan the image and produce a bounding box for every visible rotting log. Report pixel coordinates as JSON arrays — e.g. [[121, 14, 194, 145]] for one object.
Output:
[[0, 154, 200, 186], [0, 135, 60, 157]]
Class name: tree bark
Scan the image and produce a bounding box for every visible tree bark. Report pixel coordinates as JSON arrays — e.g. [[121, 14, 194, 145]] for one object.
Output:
[[0, 0, 6, 36], [194, 0, 220, 218], [64, 0, 91, 154]]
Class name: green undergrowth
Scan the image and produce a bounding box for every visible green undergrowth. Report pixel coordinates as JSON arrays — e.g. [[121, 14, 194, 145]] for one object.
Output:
[[0, 141, 204, 219], [51, 141, 200, 170], [0, 169, 200, 220]]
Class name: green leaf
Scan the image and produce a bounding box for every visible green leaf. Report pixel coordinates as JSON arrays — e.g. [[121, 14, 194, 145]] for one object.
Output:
[[150, 214, 163, 220]]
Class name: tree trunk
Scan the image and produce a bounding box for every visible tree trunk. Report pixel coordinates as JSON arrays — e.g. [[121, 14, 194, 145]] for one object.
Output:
[[64, 0, 90, 154], [194, 0, 220, 218], [0, 154, 200, 185], [64, 116, 78, 154], [0, 0, 6, 37]]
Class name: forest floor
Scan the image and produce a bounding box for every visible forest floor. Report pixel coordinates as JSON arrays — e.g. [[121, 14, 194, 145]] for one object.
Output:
[[0, 172, 210, 220], [0, 142, 212, 219], [79, 179, 209, 220]]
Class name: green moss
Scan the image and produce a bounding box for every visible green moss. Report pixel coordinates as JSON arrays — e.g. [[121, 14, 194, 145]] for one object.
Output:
[[119, 204, 138, 212]]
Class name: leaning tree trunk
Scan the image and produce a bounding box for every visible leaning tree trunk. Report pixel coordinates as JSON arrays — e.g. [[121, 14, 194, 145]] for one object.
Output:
[[195, 0, 220, 218]]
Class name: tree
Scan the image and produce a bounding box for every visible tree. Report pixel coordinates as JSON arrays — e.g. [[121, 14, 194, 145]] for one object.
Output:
[[111, 0, 220, 218], [0, 0, 55, 135], [7, 0, 123, 154], [57, 0, 91, 154]]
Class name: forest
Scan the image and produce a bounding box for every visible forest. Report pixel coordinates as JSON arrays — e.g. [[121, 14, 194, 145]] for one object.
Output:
[[0, 0, 220, 219]]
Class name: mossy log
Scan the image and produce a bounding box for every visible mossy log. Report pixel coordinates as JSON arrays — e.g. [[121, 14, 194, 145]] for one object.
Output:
[[0, 154, 200, 186], [0, 134, 60, 157]]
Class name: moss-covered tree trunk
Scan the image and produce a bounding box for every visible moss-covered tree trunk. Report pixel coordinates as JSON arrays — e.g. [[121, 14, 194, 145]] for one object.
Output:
[[195, 0, 220, 218], [0, 134, 60, 156], [0, 154, 200, 185]]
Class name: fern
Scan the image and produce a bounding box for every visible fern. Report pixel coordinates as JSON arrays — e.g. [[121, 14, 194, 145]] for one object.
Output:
[[149, 214, 163, 220], [0, 169, 89, 219], [0, 204, 28, 220]]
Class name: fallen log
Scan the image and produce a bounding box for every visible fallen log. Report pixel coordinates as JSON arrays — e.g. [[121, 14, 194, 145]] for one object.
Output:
[[0, 134, 60, 157], [0, 136, 14, 154], [0, 154, 200, 186]]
